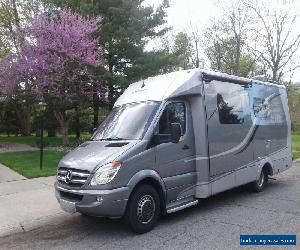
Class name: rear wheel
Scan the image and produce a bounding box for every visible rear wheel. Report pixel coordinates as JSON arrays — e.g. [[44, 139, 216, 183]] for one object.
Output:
[[251, 169, 268, 192], [125, 184, 160, 234]]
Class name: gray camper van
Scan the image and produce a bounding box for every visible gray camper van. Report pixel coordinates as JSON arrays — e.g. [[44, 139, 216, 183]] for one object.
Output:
[[55, 69, 292, 233]]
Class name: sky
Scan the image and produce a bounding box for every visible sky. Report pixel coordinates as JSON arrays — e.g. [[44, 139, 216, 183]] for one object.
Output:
[[144, 0, 300, 82]]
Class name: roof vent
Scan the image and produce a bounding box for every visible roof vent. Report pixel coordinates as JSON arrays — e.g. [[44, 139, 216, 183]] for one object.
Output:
[[252, 75, 269, 82], [252, 75, 280, 85]]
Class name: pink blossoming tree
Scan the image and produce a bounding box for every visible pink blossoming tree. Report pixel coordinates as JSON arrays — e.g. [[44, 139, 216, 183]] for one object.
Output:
[[0, 9, 103, 146]]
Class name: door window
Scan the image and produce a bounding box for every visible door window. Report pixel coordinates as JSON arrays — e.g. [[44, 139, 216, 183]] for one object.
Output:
[[159, 102, 186, 135]]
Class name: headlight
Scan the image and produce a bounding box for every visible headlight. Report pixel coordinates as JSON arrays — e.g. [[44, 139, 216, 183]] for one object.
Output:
[[90, 162, 121, 186]]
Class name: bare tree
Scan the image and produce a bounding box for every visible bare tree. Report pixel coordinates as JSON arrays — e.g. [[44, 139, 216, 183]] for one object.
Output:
[[226, 1, 253, 75], [202, 20, 227, 71], [189, 23, 201, 68], [247, 3, 300, 82], [202, 0, 259, 77]]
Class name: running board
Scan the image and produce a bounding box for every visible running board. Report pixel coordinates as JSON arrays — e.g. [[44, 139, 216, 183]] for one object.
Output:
[[167, 200, 198, 214]]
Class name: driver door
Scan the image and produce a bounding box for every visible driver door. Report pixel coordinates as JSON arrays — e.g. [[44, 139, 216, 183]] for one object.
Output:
[[154, 101, 196, 204]]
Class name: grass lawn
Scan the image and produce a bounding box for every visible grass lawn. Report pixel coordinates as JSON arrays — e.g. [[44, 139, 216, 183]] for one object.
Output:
[[0, 133, 299, 179], [0, 151, 66, 178], [0, 133, 91, 148], [292, 133, 300, 160]]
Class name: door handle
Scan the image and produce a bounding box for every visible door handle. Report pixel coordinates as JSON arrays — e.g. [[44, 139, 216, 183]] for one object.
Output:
[[182, 144, 190, 150]]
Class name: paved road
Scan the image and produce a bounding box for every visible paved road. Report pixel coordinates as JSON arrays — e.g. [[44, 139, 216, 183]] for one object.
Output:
[[0, 163, 299, 250], [0, 142, 39, 153]]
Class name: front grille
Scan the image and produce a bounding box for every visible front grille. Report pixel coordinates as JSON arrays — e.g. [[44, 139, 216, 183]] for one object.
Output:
[[59, 190, 83, 202], [57, 167, 90, 187]]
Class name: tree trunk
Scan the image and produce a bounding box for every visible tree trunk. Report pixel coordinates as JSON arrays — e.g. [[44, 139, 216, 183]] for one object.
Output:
[[47, 128, 56, 137], [54, 110, 70, 147], [93, 104, 99, 129], [93, 82, 99, 129], [272, 64, 278, 82], [61, 125, 69, 147], [74, 106, 80, 139], [20, 116, 31, 136], [195, 38, 200, 68], [36, 128, 41, 137], [235, 36, 241, 76], [108, 53, 115, 109], [108, 84, 114, 109], [13, 104, 31, 136], [75, 116, 80, 139]]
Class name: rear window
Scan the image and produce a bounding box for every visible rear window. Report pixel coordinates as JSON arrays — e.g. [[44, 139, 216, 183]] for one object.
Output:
[[253, 94, 285, 125]]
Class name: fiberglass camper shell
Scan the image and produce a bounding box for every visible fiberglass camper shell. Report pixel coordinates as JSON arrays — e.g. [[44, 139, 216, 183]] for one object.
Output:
[[55, 69, 292, 233]]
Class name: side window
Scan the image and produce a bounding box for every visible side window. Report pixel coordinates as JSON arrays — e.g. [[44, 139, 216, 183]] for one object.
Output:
[[253, 97, 268, 118], [254, 94, 285, 124], [159, 102, 186, 135], [217, 92, 245, 124], [253, 90, 285, 125], [268, 95, 285, 124]]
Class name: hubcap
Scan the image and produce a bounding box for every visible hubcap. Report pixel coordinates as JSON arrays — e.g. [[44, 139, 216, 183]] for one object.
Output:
[[258, 171, 265, 187], [137, 195, 155, 224]]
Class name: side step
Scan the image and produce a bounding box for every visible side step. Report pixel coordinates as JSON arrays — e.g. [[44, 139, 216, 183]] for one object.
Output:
[[167, 200, 198, 214]]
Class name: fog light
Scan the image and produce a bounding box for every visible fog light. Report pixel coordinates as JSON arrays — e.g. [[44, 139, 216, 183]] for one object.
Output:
[[96, 196, 103, 203]]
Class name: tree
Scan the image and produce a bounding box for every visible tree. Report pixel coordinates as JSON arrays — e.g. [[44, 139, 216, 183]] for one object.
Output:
[[204, 35, 260, 77], [288, 86, 300, 131], [0, 9, 103, 146], [0, 0, 46, 135], [203, 0, 260, 77], [248, 3, 300, 82], [173, 32, 193, 70], [50, 0, 170, 108]]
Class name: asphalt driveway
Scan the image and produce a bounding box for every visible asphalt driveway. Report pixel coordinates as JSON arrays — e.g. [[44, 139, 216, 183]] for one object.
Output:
[[0, 162, 299, 250]]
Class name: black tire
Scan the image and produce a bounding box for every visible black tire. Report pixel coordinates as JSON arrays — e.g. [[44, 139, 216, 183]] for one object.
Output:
[[125, 184, 160, 234], [251, 169, 268, 192]]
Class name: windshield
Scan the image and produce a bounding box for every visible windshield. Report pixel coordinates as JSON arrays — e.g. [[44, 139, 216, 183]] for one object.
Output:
[[92, 101, 160, 141]]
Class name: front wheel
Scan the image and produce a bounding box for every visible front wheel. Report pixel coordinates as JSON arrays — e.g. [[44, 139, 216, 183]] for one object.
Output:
[[125, 184, 160, 234], [251, 169, 268, 192]]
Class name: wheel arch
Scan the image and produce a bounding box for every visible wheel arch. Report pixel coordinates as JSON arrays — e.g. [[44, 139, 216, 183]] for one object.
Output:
[[262, 162, 273, 176], [127, 170, 167, 214]]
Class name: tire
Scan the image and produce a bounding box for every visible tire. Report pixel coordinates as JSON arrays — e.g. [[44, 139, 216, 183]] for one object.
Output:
[[251, 169, 268, 192], [125, 184, 160, 234]]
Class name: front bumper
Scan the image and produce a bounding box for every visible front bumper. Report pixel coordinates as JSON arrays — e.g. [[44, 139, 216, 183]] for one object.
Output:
[[54, 182, 130, 218]]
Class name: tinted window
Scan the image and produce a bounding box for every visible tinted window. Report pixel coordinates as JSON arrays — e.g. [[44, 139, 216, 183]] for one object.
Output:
[[253, 94, 285, 124], [268, 95, 285, 124], [217, 92, 245, 124], [253, 97, 268, 118], [159, 102, 186, 135]]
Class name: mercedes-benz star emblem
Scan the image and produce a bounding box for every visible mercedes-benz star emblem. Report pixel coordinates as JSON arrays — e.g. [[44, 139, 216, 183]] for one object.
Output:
[[65, 170, 72, 184]]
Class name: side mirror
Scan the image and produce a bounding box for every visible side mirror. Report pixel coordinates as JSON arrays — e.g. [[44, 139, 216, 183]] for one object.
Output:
[[170, 123, 182, 143]]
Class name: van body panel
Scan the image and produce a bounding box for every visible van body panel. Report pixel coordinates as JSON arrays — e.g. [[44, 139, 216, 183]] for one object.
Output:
[[154, 100, 196, 203], [114, 69, 202, 107], [113, 141, 157, 188], [58, 140, 139, 172], [204, 80, 254, 177]]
